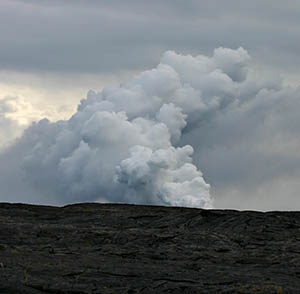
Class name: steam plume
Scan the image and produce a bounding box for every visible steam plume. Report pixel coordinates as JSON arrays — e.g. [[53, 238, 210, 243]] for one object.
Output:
[[1, 47, 299, 209]]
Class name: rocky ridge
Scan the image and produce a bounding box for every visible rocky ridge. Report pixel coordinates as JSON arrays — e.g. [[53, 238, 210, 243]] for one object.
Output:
[[0, 202, 300, 293]]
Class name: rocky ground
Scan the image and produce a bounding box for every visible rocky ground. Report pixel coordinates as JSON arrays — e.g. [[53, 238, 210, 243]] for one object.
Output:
[[0, 202, 300, 293]]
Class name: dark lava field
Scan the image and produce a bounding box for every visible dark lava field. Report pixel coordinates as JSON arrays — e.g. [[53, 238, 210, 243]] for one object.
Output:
[[0, 202, 300, 293]]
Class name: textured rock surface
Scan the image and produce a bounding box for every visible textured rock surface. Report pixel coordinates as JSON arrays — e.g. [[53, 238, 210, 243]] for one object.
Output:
[[0, 202, 300, 293]]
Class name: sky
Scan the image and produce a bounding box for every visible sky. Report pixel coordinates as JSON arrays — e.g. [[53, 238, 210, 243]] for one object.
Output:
[[1, 0, 300, 210]]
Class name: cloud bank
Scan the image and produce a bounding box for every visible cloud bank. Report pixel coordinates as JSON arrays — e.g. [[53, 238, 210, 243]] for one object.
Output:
[[1, 47, 300, 210], [2, 0, 300, 81]]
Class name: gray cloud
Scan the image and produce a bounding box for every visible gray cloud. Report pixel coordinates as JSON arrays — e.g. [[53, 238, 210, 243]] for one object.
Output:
[[1, 0, 300, 78]]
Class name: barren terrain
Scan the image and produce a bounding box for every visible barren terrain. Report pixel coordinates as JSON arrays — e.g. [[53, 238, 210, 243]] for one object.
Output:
[[0, 203, 300, 293]]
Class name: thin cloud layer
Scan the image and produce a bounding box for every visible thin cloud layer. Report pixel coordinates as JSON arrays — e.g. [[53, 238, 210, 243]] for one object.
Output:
[[1, 47, 300, 210]]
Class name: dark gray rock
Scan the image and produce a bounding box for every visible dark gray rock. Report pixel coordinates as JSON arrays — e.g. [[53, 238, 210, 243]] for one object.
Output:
[[0, 202, 300, 293]]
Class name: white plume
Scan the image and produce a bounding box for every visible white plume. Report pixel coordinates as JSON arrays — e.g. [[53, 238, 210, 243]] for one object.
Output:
[[2, 46, 299, 210]]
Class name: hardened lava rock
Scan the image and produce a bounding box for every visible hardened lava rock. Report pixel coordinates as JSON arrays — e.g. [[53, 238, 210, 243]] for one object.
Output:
[[0, 202, 300, 293]]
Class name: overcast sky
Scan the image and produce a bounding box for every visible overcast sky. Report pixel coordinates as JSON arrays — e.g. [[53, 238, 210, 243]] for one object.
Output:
[[1, 0, 300, 210], [1, 1, 300, 75], [1, 0, 300, 119]]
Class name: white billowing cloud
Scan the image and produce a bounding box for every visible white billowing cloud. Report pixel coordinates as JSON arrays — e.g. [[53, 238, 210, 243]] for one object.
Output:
[[17, 98, 211, 206], [5, 48, 252, 207], [156, 103, 187, 143], [1, 47, 300, 209], [116, 145, 210, 207]]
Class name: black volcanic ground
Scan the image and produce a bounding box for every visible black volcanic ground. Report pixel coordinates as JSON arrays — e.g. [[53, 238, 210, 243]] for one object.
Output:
[[0, 203, 300, 293]]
